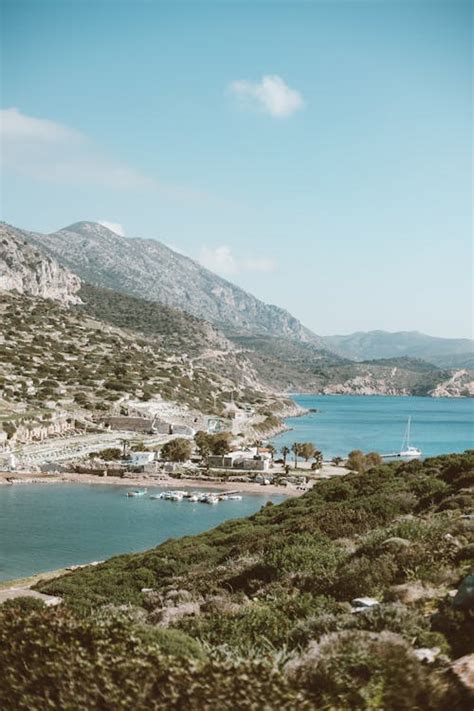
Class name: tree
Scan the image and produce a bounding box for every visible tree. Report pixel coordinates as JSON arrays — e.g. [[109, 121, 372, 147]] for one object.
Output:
[[266, 444, 276, 460], [346, 450, 366, 473], [211, 433, 232, 456], [194, 431, 211, 457], [291, 442, 302, 469], [300, 443, 316, 462], [312, 450, 323, 470], [281, 446, 290, 466], [331, 456, 343, 466], [161, 438, 192, 463], [365, 452, 382, 468]]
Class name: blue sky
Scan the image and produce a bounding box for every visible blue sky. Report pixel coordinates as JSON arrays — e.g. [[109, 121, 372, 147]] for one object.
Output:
[[1, 0, 472, 338]]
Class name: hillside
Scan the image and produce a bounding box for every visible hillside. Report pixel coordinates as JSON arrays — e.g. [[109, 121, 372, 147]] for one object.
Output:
[[19, 220, 326, 344], [3, 220, 472, 398], [1, 452, 471, 708], [324, 330, 474, 367], [77, 290, 472, 397], [0, 290, 289, 446], [0, 223, 81, 305]]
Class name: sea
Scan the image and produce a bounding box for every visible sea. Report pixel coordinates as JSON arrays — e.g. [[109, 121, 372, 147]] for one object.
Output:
[[1, 395, 472, 583], [0, 486, 285, 582], [272, 394, 474, 459]]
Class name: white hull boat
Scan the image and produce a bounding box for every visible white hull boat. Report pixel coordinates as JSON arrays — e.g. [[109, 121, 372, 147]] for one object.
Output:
[[381, 417, 422, 461]]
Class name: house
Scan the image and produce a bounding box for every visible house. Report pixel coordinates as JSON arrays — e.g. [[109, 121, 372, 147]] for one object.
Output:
[[207, 447, 272, 471], [126, 451, 156, 469]]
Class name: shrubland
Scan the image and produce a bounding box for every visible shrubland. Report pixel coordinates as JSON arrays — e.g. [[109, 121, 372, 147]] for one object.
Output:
[[1, 452, 473, 709]]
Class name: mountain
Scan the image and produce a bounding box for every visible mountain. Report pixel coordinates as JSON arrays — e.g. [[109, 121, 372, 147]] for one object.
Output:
[[323, 330, 474, 366], [19, 220, 326, 345], [0, 223, 81, 304], [2, 221, 472, 398]]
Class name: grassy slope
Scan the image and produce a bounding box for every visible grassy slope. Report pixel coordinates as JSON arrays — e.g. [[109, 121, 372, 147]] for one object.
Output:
[[6, 452, 469, 709]]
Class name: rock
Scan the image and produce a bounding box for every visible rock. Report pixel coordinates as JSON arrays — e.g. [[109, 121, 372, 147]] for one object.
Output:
[[413, 647, 441, 663], [451, 654, 474, 696], [386, 582, 438, 605], [164, 589, 193, 605], [201, 595, 242, 615], [381, 537, 411, 550], [0, 223, 81, 304], [453, 574, 474, 610], [153, 601, 200, 627]]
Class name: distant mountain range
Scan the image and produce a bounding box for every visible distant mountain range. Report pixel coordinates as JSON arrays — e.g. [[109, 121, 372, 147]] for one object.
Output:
[[323, 330, 474, 369], [1, 220, 473, 399]]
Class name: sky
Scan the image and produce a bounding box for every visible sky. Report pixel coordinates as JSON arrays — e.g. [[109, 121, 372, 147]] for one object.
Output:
[[1, 0, 472, 339]]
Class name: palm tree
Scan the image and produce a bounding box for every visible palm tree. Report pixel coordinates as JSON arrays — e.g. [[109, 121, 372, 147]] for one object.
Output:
[[266, 443, 276, 460], [281, 446, 290, 466], [291, 442, 301, 469], [312, 450, 323, 470]]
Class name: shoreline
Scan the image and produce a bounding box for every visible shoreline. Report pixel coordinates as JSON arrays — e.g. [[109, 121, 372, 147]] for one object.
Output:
[[0, 470, 303, 497]]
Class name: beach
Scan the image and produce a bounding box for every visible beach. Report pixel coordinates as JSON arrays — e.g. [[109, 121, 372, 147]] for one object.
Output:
[[0, 469, 320, 497]]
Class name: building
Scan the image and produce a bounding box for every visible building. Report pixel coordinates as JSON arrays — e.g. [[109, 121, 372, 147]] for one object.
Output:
[[126, 451, 156, 470], [207, 447, 272, 471]]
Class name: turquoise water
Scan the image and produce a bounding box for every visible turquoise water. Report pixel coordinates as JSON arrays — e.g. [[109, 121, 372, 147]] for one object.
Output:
[[0, 485, 284, 582], [273, 395, 473, 459]]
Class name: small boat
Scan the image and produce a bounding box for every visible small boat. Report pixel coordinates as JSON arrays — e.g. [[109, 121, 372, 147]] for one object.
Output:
[[126, 488, 147, 497], [187, 493, 200, 502], [149, 494, 161, 500], [227, 495, 243, 501], [203, 494, 219, 505], [160, 490, 185, 501], [381, 417, 422, 461]]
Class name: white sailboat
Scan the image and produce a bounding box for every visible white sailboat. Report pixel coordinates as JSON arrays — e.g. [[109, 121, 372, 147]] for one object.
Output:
[[381, 417, 422, 461]]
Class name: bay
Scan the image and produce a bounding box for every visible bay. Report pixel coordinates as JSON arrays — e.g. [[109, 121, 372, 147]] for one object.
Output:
[[0, 485, 284, 582], [272, 394, 473, 459]]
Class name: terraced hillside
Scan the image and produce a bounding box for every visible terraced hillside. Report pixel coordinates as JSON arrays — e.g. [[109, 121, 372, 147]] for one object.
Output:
[[1, 453, 471, 709]]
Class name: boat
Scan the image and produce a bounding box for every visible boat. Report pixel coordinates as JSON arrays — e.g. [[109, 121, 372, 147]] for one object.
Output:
[[160, 490, 186, 501], [227, 494, 242, 501], [381, 417, 422, 461], [126, 488, 147, 497]]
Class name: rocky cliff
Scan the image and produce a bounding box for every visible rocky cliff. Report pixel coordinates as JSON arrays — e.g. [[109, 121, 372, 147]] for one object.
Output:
[[0, 223, 81, 304]]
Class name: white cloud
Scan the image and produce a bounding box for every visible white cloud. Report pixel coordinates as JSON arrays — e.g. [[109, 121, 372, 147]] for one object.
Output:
[[199, 245, 238, 275], [228, 75, 304, 118], [199, 245, 277, 276], [0, 107, 151, 189], [98, 221, 125, 236]]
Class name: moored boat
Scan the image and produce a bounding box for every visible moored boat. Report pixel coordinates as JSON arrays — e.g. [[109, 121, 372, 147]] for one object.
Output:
[[126, 488, 147, 497], [381, 417, 422, 461]]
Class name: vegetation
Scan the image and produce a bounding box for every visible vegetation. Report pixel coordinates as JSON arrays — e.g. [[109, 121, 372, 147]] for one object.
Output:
[[346, 449, 383, 473], [161, 438, 193, 462], [0, 452, 468, 708], [0, 292, 287, 431]]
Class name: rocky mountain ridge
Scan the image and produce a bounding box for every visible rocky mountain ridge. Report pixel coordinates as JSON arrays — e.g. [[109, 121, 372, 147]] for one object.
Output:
[[2, 220, 472, 398], [20, 220, 325, 345], [0, 223, 81, 305]]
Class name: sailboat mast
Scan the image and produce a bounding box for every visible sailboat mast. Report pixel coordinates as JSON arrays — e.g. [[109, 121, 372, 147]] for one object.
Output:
[[407, 416, 411, 447]]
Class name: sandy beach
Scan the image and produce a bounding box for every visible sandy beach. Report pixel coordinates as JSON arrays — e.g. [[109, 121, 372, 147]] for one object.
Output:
[[0, 469, 308, 497]]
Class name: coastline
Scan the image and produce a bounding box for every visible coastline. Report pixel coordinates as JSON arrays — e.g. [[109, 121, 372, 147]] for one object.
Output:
[[0, 469, 303, 497]]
